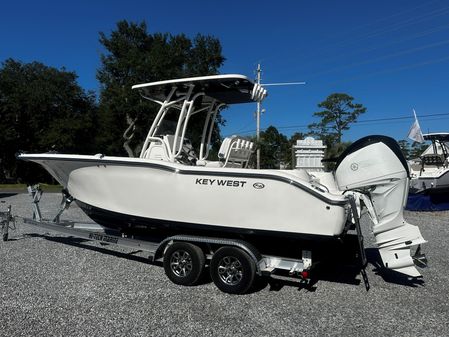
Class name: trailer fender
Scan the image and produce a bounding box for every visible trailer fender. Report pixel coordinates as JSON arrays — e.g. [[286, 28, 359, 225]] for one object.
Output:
[[154, 235, 263, 274]]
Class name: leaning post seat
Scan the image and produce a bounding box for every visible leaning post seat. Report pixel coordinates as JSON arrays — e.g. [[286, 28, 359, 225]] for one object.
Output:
[[143, 134, 190, 162], [197, 136, 254, 168], [142, 137, 171, 161], [420, 154, 446, 167]]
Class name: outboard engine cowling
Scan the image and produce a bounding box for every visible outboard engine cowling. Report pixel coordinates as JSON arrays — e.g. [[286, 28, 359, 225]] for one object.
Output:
[[335, 136, 426, 277]]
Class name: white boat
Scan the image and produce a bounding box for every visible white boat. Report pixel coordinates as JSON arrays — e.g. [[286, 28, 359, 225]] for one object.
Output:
[[18, 74, 426, 277], [409, 133, 449, 194]]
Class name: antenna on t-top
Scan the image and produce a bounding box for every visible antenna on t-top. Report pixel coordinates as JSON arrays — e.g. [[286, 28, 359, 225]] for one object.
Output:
[[254, 63, 305, 169]]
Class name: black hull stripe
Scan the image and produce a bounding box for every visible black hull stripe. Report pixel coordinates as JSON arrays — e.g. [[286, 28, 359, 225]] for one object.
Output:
[[21, 155, 347, 206], [76, 200, 339, 242], [410, 186, 449, 195]]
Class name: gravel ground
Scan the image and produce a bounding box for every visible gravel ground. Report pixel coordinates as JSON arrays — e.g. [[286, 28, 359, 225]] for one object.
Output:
[[1, 192, 448, 337]]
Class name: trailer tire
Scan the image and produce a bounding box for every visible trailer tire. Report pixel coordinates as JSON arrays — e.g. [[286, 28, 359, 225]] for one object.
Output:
[[2, 233, 7, 242], [163, 242, 205, 286], [210, 246, 256, 294]]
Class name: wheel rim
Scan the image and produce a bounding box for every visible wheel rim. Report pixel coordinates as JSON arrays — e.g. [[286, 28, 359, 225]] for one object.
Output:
[[170, 250, 193, 277], [217, 256, 243, 285]]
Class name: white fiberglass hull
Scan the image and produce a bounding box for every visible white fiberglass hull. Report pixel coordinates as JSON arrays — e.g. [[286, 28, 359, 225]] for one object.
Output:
[[19, 154, 349, 238], [409, 167, 449, 194]]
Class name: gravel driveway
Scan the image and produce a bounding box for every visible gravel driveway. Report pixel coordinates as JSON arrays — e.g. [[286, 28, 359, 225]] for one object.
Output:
[[1, 192, 448, 337]]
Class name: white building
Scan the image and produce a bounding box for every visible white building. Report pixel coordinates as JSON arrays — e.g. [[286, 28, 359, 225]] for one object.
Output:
[[293, 137, 326, 171]]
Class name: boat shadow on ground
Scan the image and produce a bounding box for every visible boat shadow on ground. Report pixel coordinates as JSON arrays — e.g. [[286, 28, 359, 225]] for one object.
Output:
[[14, 234, 424, 293], [0, 193, 18, 199], [263, 248, 426, 292], [264, 263, 363, 293]]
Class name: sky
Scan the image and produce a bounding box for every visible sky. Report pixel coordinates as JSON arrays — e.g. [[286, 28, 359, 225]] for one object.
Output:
[[1, 0, 449, 142]]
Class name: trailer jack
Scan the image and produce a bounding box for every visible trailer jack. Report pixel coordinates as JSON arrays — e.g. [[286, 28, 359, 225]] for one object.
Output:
[[1, 204, 15, 242]]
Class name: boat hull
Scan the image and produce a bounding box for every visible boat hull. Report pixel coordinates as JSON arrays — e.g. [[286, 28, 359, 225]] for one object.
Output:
[[409, 169, 449, 194], [76, 199, 340, 242], [19, 154, 349, 238]]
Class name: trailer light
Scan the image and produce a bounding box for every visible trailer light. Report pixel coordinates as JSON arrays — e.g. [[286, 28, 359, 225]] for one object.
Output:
[[300, 270, 309, 279]]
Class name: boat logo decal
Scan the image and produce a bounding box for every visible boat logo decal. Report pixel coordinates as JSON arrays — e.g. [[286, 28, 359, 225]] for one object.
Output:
[[253, 182, 265, 189], [350, 163, 359, 171], [195, 178, 247, 187]]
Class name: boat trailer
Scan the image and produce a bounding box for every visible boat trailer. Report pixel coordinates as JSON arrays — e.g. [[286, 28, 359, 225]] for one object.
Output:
[[1, 186, 370, 293]]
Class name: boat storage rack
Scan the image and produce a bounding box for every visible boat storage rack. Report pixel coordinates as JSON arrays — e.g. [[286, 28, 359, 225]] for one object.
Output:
[[1, 185, 370, 292]]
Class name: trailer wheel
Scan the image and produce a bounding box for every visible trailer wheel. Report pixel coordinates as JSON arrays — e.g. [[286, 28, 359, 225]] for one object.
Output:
[[163, 242, 205, 286], [2, 233, 7, 242], [210, 247, 256, 294]]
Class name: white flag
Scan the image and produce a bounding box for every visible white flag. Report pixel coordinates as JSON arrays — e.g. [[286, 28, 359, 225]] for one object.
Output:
[[407, 109, 424, 143]]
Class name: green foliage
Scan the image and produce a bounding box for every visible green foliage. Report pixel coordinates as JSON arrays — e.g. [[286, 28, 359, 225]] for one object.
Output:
[[288, 132, 306, 148], [397, 139, 429, 160], [96, 20, 225, 156], [252, 126, 291, 169], [398, 139, 411, 159], [250, 127, 351, 171], [0, 20, 226, 182], [0, 59, 97, 182], [308, 93, 366, 144], [410, 142, 429, 159], [323, 140, 352, 170]]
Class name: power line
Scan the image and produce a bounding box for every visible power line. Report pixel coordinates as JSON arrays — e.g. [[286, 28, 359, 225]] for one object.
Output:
[[321, 0, 446, 41], [319, 5, 449, 57], [304, 38, 449, 80], [320, 54, 449, 86], [270, 3, 449, 79], [319, 22, 449, 65], [349, 6, 449, 43], [226, 112, 449, 136], [356, 112, 449, 124], [260, 0, 445, 68]]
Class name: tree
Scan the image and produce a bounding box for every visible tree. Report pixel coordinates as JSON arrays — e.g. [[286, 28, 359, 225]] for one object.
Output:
[[397, 139, 428, 160], [0, 59, 97, 182], [0, 59, 96, 180], [288, 132, 306, 147], [96, 20, 225, 157], [409, 141, 428, 159], [323, 140, 352, 170], [398, 139, 411, 159], [308, 93, 366, 144], [254, 126, 291, 169]]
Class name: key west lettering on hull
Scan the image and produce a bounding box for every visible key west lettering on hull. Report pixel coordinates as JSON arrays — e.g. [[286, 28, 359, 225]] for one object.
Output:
[[195, 178, 247, 188]]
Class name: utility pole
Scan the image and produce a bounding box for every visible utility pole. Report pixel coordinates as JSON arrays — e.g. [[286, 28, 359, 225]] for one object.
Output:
[[256, 63, 262, 169], [254, 63, 305, 170]]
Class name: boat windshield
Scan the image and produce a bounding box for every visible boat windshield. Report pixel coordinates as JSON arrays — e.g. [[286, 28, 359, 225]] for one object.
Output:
[[154, 113, 177, 136]]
